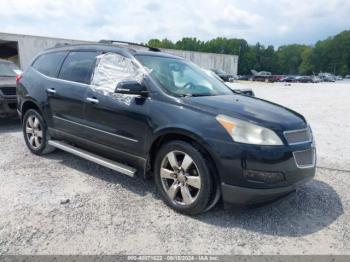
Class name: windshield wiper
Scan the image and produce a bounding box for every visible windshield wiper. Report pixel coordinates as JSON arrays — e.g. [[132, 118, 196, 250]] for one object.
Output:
[[191, 94, 212, 97], [178, 93, 193, 97], [179, 93, 213, 97]]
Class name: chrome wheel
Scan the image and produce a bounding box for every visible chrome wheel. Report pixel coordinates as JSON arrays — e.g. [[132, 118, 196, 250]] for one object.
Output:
[[160, 151, 201, 205], [25, 115, 43, 149]]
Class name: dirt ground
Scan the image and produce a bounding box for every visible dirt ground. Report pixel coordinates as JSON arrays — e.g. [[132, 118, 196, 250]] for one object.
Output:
[[0, 81, 349, 255]]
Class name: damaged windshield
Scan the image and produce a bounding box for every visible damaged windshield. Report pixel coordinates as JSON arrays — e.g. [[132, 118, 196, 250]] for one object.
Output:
[[135, 55, 232, 97]]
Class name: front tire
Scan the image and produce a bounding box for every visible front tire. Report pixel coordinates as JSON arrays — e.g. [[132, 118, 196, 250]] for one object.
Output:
[[154, 141, 213, 215], [23, 109, 55, 155]]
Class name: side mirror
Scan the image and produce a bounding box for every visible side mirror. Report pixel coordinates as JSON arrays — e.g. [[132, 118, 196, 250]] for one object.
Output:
[[115, 80, 148, 96]]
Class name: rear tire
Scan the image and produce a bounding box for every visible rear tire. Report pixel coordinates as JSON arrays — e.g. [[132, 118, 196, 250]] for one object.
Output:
[[154, 141, 213, 215], [23, 109, 55, 155]]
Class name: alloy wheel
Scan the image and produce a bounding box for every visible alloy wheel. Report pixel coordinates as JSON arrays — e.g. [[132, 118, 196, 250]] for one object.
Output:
[[160, 150, 201, 205], [25, 115, 43, 149]]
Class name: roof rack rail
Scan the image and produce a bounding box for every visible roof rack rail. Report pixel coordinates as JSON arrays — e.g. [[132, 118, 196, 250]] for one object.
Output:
[[98, 40, 160, 52], [54, 42, 70, 48]]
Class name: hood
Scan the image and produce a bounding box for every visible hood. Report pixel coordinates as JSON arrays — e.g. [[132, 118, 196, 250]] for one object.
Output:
[[0, 76, 16, 87], [182, 95, 306, 131]]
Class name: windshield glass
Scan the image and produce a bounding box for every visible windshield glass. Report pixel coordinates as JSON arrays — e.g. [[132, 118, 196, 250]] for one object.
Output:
[[135, 55, 233, 97], [0, 62, 19, 77]]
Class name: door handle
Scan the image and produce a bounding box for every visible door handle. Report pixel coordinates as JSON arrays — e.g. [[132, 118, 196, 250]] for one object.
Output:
[[46, 88, 56, 94], [86, 97, 99, 104]]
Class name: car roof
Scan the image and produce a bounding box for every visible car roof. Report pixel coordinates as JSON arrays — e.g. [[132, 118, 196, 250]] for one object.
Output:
[[43, 43, 183, 60]]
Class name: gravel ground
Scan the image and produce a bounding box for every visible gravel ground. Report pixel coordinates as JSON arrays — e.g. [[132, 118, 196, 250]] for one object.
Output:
[[0, 82, 349, 255]]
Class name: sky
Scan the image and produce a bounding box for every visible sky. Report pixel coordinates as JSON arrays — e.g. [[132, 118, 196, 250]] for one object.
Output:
[[0, 0, 349, 47]]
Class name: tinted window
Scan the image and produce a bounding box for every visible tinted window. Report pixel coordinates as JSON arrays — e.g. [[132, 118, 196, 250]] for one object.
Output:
[[32, 52, 67, 77], [58, 51, 98, 84]]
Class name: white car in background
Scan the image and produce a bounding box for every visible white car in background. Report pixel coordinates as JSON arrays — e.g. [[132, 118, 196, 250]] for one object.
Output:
[[203, 69, 255, 96]]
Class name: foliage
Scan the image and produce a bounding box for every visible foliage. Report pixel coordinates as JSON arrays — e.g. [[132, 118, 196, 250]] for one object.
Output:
[[147, 31, 350, 76]]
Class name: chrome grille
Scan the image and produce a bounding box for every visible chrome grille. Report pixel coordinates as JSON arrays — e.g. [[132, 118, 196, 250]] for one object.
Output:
[[293, 148, 315, 168], [284, 128, 312, 145], [0, 86, 16, 96]]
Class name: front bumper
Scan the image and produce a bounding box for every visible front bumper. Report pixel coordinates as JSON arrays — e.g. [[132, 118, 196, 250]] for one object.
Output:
[[0, 96, 17, 117], [221, 175, 312, 205], [205, 138, 316, 205]]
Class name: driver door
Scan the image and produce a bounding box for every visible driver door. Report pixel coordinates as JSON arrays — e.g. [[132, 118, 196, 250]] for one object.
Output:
[[83, 52, 149, 158]]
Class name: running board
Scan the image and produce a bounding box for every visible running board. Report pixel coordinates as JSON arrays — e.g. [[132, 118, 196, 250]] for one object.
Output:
[[48, 140, 136, 177]]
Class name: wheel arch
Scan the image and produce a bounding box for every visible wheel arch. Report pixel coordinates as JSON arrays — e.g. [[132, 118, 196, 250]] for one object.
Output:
[[21, 99, 43, 121], [146, 127, 221, 183]]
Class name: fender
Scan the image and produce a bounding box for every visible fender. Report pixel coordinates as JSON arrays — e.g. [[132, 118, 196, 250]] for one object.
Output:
[[145, 125, 221, 175], [150, 125, 213, 152]]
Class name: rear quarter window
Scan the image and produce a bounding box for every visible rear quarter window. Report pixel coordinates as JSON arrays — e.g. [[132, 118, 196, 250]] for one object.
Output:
[[58, 51, 99, 84], [32, 51, 67, 77]]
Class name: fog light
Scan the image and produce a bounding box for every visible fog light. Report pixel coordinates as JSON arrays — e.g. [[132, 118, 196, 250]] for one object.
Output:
[[243, 170, 285, 184]]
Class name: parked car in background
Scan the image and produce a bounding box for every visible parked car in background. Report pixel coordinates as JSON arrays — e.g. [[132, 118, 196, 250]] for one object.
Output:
[[209, 68, 235, 82], [345, 75, 350, 79], [0, 59, 22, 117], [271, 75, 284, 82], [319, 73, 336, 82], [17, 41, 316, 215], [322, 76, 336, 82], [251, 70, 274, 82], [281, 75, 296, 82], [204, 69, 255, 97], [336, 76, 343, 81], [311, 76, 322, 83], [237, 75, 251, 81], [295, 76, 313, 83]]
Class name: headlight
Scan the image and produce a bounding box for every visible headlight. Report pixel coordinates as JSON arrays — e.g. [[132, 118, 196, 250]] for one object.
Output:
[[216, 114, 283, 145]]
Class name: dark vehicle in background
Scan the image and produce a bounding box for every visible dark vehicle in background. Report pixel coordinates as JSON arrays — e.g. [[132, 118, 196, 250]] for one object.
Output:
[[250, 70, 283, 83], [210, 68, 235, 82], [251, 70, 273, 82], [17, 42, 316, 215], [281, 76, 296, 82], [204, 69, 255, 97], [345, 75, 350, 79], [295, 76, 313, 83], [238, 75, 251, 81], [282, 75, 322, 83], [0, 59, 21, 117]]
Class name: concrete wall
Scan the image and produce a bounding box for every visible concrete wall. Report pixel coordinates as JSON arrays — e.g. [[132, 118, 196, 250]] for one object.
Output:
[[0, 32, 238, 75], [0, 32, 87, 69], [163, 49, 238, 75]]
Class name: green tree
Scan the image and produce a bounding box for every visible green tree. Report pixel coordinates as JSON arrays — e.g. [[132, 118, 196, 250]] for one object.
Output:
[[299, 47, 315, 75], [147, 31, 350, 76]]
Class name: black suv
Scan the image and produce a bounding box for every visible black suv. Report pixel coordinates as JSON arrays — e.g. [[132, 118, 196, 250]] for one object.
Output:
[[17, 41, 316, 214]]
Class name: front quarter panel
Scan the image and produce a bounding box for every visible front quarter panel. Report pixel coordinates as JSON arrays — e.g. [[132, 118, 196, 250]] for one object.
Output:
[[147, 96, 230, 166]]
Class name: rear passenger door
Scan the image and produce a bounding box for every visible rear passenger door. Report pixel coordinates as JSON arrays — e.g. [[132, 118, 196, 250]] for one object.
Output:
[[49, 51, 99, 138]]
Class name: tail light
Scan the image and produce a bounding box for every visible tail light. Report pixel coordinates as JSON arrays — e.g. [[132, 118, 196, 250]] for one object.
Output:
[[16, 74, 23, 84]]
